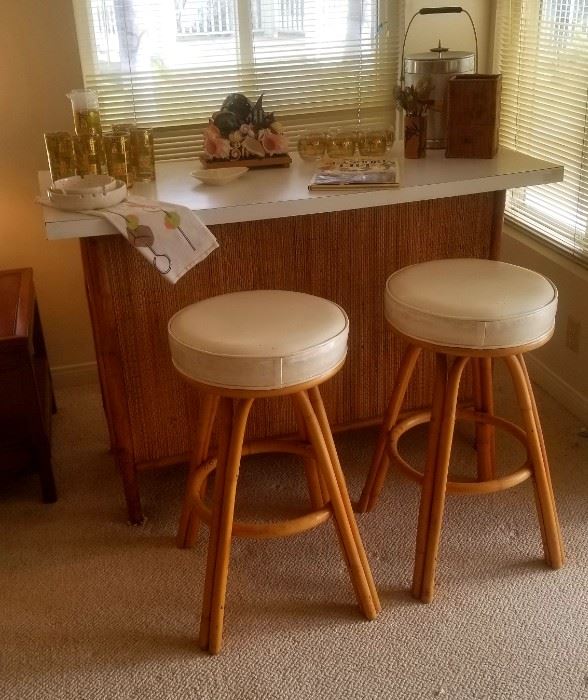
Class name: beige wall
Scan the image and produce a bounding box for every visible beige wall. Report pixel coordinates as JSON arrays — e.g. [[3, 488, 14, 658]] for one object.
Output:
[[502, 227, 588, 423], [0, 1, 95, 370]]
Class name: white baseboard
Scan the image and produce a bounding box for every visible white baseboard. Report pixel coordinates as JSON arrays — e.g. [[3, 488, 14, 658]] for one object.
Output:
[[525, 354, 588, 426], [51, 361, 99, 389]]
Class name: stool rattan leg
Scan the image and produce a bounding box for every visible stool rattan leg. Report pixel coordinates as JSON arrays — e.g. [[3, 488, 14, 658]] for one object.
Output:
[[418, 356, 469, 603], [357, 345, 421, 513], [177, 393, 219, 548], [293, 402, 327, 509], [412, 354, 448, 600], [473, 358, 496, 481], [308, 386, 382, 614], [200, 397, 253, 654], [295, 391, 366, 609], [518, 356, 565, 561], [504, 355, 564, 570], [294, 390, 380, 620], [199, 397, 233, 651]]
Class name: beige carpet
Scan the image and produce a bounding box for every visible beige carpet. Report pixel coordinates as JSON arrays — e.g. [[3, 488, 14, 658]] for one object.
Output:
[[1, 369, 587, 699]]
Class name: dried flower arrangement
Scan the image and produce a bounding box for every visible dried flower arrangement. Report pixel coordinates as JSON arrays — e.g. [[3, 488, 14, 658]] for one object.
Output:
[[394, 77, 434, 117], [202, 92, 290, 168], [396, 77, 434, 159]]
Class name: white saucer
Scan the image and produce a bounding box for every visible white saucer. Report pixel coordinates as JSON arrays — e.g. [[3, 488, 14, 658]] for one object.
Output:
[[191, 165, 248, 186]]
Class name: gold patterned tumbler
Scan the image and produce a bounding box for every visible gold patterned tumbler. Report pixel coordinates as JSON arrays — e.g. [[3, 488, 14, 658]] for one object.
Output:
[[130, 128, 156, 182], [44, 131, 76, 182], [103, 132, 134, 187]]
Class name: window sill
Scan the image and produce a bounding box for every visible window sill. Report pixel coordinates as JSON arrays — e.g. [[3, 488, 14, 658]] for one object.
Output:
[[503, 216, 588, 276]]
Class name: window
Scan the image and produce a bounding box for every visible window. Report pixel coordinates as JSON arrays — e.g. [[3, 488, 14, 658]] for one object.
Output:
[[494, 0, 588, 264], [72, 0, 403, 160]]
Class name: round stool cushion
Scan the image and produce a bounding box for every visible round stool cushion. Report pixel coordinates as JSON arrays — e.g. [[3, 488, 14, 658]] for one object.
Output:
[[384, 259, 558, 350], [168, 290, 349, 390]]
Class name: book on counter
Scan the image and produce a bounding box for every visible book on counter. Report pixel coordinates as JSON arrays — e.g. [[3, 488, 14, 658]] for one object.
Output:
[[308, 157, 400, 191]]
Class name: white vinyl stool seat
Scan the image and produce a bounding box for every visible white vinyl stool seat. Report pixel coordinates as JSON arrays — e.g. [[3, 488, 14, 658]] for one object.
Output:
[[168, 290, 379, 654], [360, 258, 564, 605], [168, 290, 349, 390], [384, 258, 558, 350]]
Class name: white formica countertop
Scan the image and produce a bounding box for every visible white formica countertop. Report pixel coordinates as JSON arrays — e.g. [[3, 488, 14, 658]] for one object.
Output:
[[41, 147, 563, 240]]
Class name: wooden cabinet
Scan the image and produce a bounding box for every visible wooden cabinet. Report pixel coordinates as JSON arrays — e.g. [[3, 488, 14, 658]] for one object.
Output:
[[0, 268, 57, 502]]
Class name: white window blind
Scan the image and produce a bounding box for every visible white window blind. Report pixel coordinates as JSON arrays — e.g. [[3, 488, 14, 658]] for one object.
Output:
[[72, 0, 403, 161], [494, 0, 588, 264]]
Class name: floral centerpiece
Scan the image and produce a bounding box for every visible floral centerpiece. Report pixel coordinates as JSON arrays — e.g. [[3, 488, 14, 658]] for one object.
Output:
[[395, 78, 433, 159], [202, 93, 290, 167]]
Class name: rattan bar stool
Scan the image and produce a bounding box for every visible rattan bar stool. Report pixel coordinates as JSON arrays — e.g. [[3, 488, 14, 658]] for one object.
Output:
[[168, 290, 380, 654], [358, 259, 565, 603]]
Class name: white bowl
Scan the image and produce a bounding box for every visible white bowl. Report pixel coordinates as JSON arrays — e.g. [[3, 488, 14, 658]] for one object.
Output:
[[53, 174, 117, 195], [48, 180, 127, 210], [191, 166, 248, 186]]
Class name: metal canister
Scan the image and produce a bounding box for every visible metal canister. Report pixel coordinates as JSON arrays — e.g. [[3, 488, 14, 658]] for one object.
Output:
[[404, 45, 475, 149], [44, 131, 76, 182]]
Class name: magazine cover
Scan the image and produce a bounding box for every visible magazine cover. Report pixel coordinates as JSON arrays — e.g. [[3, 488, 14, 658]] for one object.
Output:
[[308, 158, 400, 190]]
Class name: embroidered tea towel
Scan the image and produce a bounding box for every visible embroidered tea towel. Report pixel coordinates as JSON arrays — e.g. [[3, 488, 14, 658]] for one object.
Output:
[[88, 195, 218, 284]]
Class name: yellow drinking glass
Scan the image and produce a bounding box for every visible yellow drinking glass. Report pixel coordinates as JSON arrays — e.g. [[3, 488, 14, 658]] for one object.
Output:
[[357, 129, 388, 157], [297, 131, 327, 161], [325, 130, 357, 158]]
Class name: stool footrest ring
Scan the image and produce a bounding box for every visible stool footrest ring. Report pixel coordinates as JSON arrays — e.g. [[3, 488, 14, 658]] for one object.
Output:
[[191, 439, 332, 539], [390, 408, 533, 495]]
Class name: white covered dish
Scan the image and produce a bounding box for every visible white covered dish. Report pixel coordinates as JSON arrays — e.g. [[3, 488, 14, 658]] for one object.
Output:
[[52, 174, 117, 195], [47, 180, 127, 210]]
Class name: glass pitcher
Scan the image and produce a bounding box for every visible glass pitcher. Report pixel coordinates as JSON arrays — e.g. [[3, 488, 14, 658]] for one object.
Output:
[[67, 89, 102, 137]]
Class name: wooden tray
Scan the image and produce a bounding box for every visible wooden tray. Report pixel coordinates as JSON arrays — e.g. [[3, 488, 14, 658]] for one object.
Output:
[[200, 154, 292, 169]]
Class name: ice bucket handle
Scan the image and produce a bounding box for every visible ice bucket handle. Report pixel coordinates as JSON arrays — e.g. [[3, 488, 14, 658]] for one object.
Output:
[[400, 6, 478, 82], [419, 7, 463, 14]]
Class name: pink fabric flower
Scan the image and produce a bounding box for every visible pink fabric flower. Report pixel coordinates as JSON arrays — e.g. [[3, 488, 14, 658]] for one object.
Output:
[[261, 130, 288, 155]]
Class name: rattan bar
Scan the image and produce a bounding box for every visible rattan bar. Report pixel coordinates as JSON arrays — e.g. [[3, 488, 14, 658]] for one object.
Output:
[[40, 149, 563, 523]]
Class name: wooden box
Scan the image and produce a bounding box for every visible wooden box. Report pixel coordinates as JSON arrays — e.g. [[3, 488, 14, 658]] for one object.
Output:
[[445, 74, 502, 159]]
